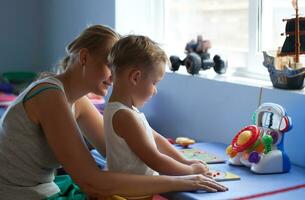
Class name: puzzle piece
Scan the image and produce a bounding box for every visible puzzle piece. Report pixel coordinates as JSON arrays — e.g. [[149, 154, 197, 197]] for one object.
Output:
[[179, 148, 226, 164], [210, 169, 240, 182]]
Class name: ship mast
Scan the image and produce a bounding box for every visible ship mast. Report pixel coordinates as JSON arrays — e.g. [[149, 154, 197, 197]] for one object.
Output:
[[295, 0, 300, 63]]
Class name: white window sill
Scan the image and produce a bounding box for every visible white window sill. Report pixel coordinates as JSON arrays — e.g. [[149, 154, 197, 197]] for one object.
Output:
[[166, 68, 305, 96]]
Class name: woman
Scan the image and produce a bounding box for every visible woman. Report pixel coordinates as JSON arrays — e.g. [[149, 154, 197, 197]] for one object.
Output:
[[0, 25, 227, 199]]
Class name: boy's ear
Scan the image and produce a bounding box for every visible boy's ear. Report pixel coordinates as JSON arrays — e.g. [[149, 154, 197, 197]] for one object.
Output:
[[78, 48, 89, 65], [129, 69, 142, 86]]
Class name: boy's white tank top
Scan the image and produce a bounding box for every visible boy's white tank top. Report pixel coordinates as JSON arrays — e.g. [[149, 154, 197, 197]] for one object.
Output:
[[104, 102, 157, 176]]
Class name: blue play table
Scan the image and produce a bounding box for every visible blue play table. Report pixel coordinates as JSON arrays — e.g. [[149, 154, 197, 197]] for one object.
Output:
[[163, 143, 305, 200]]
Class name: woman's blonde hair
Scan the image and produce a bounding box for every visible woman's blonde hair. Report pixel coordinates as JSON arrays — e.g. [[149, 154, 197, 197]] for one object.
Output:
[[60, 24, 120, 71], [108, 35, 168, 75]]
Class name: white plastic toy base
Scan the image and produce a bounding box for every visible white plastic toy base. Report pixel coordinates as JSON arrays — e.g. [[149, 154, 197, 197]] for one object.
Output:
[[228, 150, 285, 174]]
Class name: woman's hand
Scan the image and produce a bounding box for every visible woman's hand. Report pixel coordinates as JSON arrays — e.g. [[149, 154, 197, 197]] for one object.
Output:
[[175, 174, 228, 192]]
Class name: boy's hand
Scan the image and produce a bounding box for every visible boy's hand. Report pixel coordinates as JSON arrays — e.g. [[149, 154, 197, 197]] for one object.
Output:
[[186, 159, 213, 178], [184, 158, 206, 166], [190, 162, 209, 175]]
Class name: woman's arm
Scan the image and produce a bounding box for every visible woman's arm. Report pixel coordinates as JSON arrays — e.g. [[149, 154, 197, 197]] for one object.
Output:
[[27, 88, 102, 185], [25, 86, 226, 197], [75, 96, 106, 156], [91, 173, 227, 198]]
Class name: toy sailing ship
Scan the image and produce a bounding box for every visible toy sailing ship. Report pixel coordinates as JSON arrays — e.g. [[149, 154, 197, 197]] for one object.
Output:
[[263, 0, 305, 89]]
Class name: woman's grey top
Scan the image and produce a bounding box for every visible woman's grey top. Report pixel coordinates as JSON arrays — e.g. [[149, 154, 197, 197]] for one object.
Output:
[[0, 77, 75, 200]]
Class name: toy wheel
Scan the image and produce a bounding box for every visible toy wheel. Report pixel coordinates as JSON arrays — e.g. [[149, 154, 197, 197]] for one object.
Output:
[[213, 55, 227, 74], [169, 56, 182, 72], [184, 53, 201, 75]]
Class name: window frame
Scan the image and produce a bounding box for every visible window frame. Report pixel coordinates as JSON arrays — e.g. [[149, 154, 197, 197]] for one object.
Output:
[[248, 0, 262, 71]]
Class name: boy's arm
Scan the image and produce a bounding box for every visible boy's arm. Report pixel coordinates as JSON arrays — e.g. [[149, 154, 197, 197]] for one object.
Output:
[[153, 130, 188, 164], [153, 130, 208, 166], [113, 109, 195, 176]]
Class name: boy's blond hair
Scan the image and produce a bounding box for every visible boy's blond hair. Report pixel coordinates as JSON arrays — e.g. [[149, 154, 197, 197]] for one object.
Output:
[[108, 35, 168, 75]]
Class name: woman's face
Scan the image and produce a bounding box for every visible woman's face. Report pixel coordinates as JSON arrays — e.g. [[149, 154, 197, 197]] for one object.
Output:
[[85, 47, 113, 96]]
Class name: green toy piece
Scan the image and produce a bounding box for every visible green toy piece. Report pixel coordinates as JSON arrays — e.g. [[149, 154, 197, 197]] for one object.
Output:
[[262, 135, 273, 154]]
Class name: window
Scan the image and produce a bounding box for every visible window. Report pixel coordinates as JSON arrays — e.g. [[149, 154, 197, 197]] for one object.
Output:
[[164, 0, 249, 53], [258, 0, 305, 77], [115, 0, 164, 43], [261, 0, 305, 51], [115, 0, 305, 80], [164, 0, 250, 75], [164, 0, 305, 79]]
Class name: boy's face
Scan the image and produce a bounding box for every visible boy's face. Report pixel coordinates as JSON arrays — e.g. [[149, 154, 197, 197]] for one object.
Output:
[[133, 62, 165, 107]]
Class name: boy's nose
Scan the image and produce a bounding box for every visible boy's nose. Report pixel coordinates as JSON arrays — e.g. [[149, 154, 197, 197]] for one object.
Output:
[[109, 75, 113, 84], [153, 87, 158, 95], [104, 75, 113, 86]]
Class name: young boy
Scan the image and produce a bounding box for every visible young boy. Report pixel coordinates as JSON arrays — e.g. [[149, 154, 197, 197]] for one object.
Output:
[[104, 35, 210, 178]]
